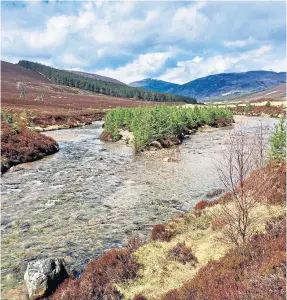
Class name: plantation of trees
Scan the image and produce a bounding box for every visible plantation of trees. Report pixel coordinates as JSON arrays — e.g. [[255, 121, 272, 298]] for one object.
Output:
[[18, 60, 197, 104], [103, 105, 233, 149]]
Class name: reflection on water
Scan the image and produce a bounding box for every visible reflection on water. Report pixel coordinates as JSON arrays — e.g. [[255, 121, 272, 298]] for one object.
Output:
[[1, 116, 278, 290]]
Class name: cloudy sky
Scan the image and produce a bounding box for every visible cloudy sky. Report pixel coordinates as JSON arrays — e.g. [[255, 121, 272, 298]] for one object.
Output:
[[2, 0, 286, 84]]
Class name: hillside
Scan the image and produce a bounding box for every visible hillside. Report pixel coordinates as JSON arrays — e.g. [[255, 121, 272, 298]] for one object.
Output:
[[69, 70, 126, 86], [1, 61, 50, 84], [17, 60, 197, 104], [133, 71, 286, 101], [129, 78, 179, 93], [1, 61, 160, 112], [232, 82, 286, 103]]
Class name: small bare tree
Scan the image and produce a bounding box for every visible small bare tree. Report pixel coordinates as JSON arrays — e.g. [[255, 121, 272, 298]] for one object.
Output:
[[215, 128, 265, 246], [17, 82, 26, 98]]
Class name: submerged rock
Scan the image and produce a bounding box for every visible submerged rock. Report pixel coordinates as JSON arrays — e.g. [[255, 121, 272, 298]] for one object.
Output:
[[24, 258, 69, 299]]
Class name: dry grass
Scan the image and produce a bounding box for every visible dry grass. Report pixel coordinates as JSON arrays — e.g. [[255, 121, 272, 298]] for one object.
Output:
[[116, 199, 284, 299]]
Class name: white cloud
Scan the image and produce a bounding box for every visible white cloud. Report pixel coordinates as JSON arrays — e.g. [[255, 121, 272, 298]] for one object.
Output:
[[192, 56, 203, 63], [24, 15, 75, 49], [61, 53, 85, 67], [223, 37, 256, 48], [2, 1, 285, 83], [159, 46, 274, 84], [96, 52, 171, 83], [168, 2, 209, 40]]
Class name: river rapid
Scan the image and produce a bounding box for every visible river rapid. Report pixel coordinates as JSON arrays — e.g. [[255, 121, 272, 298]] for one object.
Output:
[[1, 116, 278, 290]]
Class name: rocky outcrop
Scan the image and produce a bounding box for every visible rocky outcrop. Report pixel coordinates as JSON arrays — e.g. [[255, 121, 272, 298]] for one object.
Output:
[[24, 258, 69, 299]]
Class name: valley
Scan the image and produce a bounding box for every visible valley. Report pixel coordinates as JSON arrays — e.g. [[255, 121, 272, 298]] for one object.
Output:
[[1, 115, 279, 295], [1, 60, 286, 300], [1, 2, 286, 299]]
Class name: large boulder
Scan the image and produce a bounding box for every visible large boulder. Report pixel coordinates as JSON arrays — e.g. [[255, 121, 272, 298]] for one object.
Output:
[[24, 258, 69, 299]]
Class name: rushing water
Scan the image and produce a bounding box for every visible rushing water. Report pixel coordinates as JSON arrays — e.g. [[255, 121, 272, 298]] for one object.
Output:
[[1, 116, 278, 290]]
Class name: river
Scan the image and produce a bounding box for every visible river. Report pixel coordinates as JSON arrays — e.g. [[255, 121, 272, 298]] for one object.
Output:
[[0, 116, 278, 290]]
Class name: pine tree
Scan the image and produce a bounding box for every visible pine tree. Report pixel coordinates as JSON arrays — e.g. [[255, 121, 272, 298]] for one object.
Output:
[[269, 118, 286, 161]]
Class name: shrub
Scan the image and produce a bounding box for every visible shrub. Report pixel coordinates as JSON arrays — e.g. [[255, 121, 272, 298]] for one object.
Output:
[[103, 106, 233, 150], [1, 121, 59, 173], [206, 188, 225, 198], [194, 199, 218, 210], [50, 249, 140, 300], [244, 161, 286, 205], [162, 289, 182, 300], [268, 118, 286, 161], [244, 103, 253, 113], [125, 237, 144, 253], [217, 192, 233, 204], [265, 101, 271, 107], [168, 242, 198, 265], [151, 224, 174, 242], [160, 217, 286, 300], [1, 111, 14, 124]]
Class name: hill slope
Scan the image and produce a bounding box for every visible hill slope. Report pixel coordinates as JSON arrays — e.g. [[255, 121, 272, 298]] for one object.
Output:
[[1, 61, 169, 112], [232, 83, 286, 102], [129, 78, 179, 93], [1, 60, 50, 84], [133, 71, 286, 101], [69, 70, 126, 86], [18, 60, 196, 104]]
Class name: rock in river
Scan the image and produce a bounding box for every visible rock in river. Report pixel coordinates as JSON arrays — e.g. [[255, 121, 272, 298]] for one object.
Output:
[[24, 258, 69, 299]]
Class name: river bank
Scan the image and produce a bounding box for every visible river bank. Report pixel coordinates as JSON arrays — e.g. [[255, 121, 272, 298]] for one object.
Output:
[[1, 109, 106, 173], [1, 116, 279, 296], [1, 121, 59, 173]]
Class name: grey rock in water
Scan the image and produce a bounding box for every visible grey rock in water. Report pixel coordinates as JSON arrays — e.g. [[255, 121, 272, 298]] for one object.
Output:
[[24, 258, 69, 299]]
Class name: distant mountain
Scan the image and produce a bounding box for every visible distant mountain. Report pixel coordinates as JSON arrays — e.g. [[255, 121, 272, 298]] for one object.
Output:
[[69, 70, 126, 86], [129, 78, 179, 93], [133, 71, 286, 101]]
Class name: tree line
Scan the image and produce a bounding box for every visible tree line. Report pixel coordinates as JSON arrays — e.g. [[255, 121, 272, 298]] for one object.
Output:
[[18, 60, 197, 104]]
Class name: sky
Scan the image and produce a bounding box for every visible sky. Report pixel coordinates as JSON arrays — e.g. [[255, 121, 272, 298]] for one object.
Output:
[[1, 0, 286, 84]]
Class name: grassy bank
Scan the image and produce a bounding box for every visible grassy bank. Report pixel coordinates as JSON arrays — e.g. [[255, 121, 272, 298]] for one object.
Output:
[[117, 162, 286, 299], [100, 105, 233, 150], [38, 160, 285, 300]]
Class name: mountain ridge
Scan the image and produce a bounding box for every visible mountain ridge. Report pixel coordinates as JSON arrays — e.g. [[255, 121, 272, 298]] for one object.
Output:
[[129, 78, 179, 93], [68, 70, 126, 86], [130, 71, 286, 101]]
